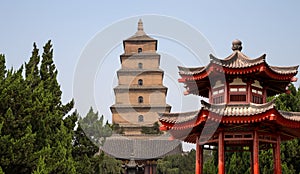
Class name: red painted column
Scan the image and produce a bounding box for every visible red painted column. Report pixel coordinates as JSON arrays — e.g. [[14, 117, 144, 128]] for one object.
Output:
[[274, 135, 282, 174], [250, 149, 253, 174], [195, 136, 203, 174], [224, 82, 228, 103], [208, 87, 212, 103], [272, 144, 277, 173], [218, 131, 225, 174], [149, 161, 153, 174], [247, 82, 252, 103], [253, 130, 259, 174], [263, 86, 267, 103]]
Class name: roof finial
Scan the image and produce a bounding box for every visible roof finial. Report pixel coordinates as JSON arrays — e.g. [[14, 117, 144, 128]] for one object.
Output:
[[138, 19, 143, 31], [232, 39, 242, 51]]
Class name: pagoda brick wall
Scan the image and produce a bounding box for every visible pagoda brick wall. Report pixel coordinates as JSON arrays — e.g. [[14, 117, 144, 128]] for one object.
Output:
[[115, 91, 166, 105], [118, 73, 163, 86], [121, 56, 160, 69], [124, 42, 156, 54]]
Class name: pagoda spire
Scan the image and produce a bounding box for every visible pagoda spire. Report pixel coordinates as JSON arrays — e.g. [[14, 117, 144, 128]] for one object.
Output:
[[135, 19, 146, 36], [138, 19, 143, 31]]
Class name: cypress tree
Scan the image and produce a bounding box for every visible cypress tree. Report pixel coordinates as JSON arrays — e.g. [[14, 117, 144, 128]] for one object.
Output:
[[0, 41, 77, 173]]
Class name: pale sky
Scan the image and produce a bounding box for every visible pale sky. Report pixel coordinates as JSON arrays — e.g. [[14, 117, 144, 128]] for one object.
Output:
[[1, 1, 300, 124]]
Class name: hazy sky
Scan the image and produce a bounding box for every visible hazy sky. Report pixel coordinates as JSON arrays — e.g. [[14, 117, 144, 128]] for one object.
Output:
[[1, 1, 300, 120]]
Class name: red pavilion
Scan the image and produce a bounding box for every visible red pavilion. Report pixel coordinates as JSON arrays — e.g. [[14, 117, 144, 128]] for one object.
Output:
[[159, 40, 300, 174]]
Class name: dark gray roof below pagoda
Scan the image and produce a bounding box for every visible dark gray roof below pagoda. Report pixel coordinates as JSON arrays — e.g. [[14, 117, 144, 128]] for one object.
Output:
[[101, 135, 182, 160]]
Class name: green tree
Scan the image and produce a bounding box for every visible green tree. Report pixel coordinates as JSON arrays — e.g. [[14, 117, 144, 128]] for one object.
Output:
[[203, 156, 217, 174], [73, 107, 123, 173], [261, 83, 300, 174], [0, 41, 77, 173], [141, 121, 163, 134], [227, 152, 250, 174], [78, 107, 113, 146], [157, 149, 195, 174]]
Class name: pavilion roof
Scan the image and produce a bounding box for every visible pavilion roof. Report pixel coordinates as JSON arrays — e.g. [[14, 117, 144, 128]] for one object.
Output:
[[159, 100, 276, 125], [178, 40, 298, 97], [178, 51, 298, 76], [279, 110, 300, 121], [159, 100, 300, 136]]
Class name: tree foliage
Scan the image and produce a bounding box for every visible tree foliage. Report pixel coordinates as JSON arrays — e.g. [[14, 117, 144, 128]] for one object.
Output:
[[157, 149, 195, 174], [72, 107, 123, 173], [0, 41, 76, 173], [0, 41, 123, 174], [141, 121, 163, 134], [262, 83, 300, 174]]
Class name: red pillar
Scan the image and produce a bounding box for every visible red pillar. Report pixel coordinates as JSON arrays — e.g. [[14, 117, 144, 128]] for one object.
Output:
[[253, 130, 259, 174], [209, 88, 212, 103], [218, 131, 225, 174], [274, 135, 282, 174], [195, 136, 203, 174], [247, 82, 252, 103], [272, 144, 277, 173], [250, 150, 253, 174], [263, 86, 267, 103], [224, 82, 228, 103], [149, 161, 153, 174]]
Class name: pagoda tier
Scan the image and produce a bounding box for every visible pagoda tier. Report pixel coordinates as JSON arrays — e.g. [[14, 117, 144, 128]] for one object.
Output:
[[179, 40, 298, 98]]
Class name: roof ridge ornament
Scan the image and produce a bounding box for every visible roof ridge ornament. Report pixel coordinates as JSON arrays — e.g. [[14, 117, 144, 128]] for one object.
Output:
[[232, 39, 243, 51]]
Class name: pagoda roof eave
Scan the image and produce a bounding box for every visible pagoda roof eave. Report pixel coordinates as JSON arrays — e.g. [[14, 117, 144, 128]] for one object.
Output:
[[209, 51, 266, 68], [159, 100, 300, 143], [178, 52, 298, 83]]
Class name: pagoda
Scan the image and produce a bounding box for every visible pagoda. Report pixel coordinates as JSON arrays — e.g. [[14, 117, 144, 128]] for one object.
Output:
[[159, 39, 300, 174], [110, 19, 171, 135], [103, 19, 181, 174]]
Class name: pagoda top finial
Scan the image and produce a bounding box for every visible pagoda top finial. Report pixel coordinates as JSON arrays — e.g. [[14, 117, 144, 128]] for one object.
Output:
[[132, 19, 146, 37], [232, 39, 243, 51], [138, 19, 143, 31]]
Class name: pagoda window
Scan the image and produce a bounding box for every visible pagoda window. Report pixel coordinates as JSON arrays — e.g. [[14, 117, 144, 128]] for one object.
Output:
[[138, 48, 142, 53], [138, 79, 143, 86], [212, 80, 225, 104], [229, 78, 247, 102], [138, 96, 144, 103], [138, 63, 143, 69], [138, 115, 144, 122], [230, 94, 246, 102]]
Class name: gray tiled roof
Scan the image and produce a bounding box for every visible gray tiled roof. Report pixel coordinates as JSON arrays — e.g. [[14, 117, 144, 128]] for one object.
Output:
[[178, 66, 206, 75], [269, 65, 299, 75], [178, 50, 298, 75], [210, 51, 265, 69], [159, 100, 275, 124], [201, 100, 275, 116], [279, 110, 300, 121], [159, 111, 199, 124], [101, 135, 182, 160], [159, 100, 300, 125]]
